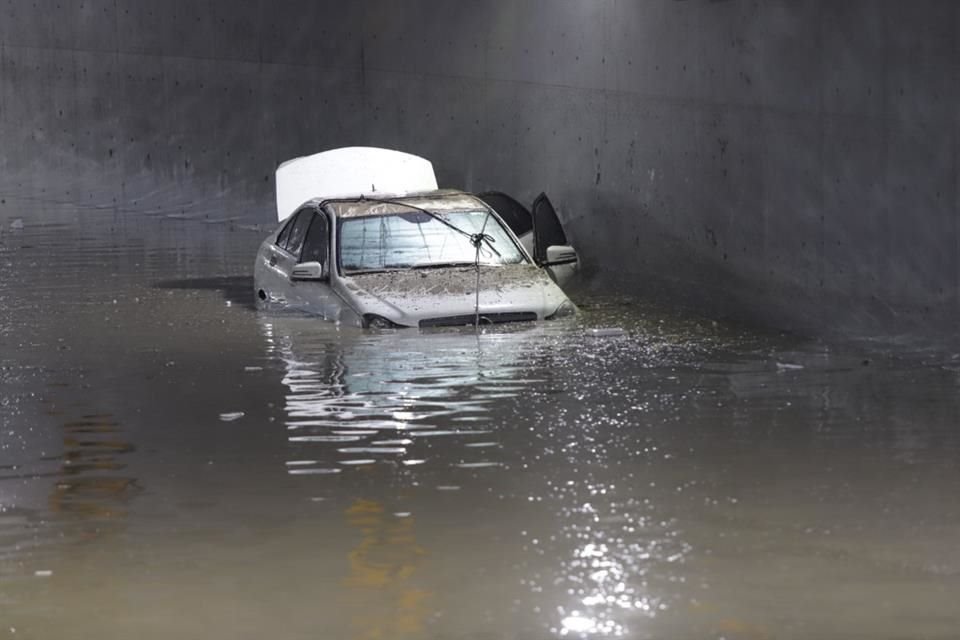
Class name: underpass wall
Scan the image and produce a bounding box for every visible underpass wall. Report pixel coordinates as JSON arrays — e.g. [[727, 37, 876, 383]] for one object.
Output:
[[1, 1, 957, 336]]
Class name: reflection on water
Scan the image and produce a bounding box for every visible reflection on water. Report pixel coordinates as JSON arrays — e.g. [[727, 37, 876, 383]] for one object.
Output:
[[551, 492, 682, 637], [344, 499, 431, 639], [1, 211, 960, 639], [49, 414, 138, 523], [262, 312, 717, 637], [267, 317, 559, 475]]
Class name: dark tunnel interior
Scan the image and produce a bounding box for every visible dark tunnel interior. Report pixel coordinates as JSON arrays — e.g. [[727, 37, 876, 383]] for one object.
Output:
[[1, 2, 959, 639], [2, 1, 958, 336]]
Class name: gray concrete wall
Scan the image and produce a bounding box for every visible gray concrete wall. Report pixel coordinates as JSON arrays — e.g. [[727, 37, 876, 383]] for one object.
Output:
[[1, 1, 957, 337]]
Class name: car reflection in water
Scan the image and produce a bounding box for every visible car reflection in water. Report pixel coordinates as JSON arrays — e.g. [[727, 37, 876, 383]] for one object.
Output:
[[261, 315, 554, 637], [259, 313, 692, 638], [260, 315, 550, 474]]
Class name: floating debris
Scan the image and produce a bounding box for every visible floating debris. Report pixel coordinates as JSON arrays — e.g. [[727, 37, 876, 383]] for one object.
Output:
[[218, 412, 245, 422]]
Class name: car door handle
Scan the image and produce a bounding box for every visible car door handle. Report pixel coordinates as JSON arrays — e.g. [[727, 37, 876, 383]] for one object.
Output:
[[269, 255, 277, 267]]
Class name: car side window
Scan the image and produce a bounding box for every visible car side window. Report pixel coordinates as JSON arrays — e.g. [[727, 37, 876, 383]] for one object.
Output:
[[477, 191, 533, 237], [282, 209, 313, 256], [275, 213, 298, 249], [299, 213, 329, 265]]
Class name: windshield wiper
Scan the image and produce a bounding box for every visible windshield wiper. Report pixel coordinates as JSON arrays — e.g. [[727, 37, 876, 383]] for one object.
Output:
[[475, 234, 501, 258]]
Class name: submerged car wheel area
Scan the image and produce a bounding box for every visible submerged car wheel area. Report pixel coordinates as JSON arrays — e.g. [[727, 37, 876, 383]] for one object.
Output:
[[253, 147, 579, 329]]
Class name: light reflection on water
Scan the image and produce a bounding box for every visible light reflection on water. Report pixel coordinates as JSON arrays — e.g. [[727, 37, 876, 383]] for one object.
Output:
[[550, 493, 684, 638], [259, 312, 719, 638]]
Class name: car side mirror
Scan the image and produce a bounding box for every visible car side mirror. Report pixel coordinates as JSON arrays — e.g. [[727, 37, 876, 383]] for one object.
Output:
[[544, 245, 578, 267], [291, 261, 327, 281]]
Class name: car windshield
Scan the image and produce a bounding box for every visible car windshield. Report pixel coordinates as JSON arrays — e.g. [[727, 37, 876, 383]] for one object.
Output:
[[339, 209, 527, 274]]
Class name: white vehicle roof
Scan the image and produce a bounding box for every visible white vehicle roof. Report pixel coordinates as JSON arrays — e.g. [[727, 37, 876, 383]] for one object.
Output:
[[275, 147, 439, 221]]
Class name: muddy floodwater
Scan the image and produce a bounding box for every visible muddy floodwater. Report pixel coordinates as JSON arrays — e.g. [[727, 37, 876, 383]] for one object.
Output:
[[1, 207, 959, 640]]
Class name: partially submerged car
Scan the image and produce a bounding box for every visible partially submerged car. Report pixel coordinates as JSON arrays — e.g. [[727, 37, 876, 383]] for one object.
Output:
[[253, 147, 579, 328]]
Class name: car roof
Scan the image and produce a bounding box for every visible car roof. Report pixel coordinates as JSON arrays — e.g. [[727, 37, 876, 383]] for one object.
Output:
[[314, 190, 488, 219]]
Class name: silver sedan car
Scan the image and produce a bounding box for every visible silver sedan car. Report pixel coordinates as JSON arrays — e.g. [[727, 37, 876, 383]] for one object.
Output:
[[253, 189, 577, 328]]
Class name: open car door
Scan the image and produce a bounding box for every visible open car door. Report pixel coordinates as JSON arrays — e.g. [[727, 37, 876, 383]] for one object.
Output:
[[532, 193, 578, 286], [477, 191, 535, 257]]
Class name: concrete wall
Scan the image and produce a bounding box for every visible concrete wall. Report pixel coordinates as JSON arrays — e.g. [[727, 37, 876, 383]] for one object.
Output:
[[1, 1, 957, 337]]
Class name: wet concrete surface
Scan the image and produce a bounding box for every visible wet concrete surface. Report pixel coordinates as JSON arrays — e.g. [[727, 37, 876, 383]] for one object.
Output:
[[1, 208, 959, 639]]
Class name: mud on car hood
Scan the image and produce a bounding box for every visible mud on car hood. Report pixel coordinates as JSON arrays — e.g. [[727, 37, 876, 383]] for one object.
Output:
[[340, 263, 569, 327]]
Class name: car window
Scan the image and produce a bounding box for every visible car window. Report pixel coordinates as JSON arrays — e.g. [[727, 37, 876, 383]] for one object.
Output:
[[276, 214, 297, 248], [282, 209, 313, 256], [477, 191, 533, 236], [339, 210, 526, 273], [300, 214, 328, 264]]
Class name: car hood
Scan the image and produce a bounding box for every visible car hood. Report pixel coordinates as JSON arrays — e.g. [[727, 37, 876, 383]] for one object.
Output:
[[338, 263, 570, 327]]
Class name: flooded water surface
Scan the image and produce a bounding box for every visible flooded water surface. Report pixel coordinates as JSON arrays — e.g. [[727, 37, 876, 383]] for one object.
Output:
[[1, 208, 959, 639]]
